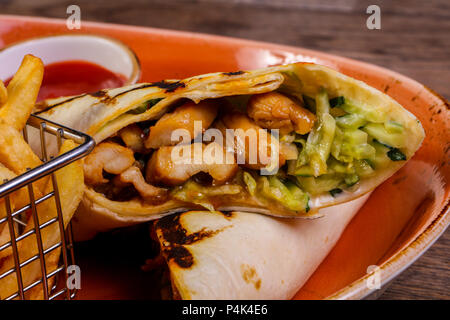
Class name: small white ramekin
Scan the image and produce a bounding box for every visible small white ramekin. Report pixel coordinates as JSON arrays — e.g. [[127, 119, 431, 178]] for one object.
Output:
[[0, 34, 140, 85]]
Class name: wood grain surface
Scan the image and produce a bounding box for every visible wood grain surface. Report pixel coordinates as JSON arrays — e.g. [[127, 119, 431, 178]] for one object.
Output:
[[1, 0, 448, 300]]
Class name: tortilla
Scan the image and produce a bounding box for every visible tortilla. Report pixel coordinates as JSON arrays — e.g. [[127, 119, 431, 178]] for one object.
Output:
[[155, 193, 370, 299], [34, 63, 424, 239]]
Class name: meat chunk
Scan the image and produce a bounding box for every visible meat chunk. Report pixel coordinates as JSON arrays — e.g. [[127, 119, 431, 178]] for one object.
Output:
[[84, 142, 135, 185], [247, 92, 316, 135], [145, 100, 219, 149], [146, 142, 238, 186], [114, 166, 168, 202], [220, 112, 286, 170], [118, 124, 146, 153]]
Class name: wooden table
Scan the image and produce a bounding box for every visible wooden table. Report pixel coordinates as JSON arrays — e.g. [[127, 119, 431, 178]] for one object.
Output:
[[2, 0, 448, 299]]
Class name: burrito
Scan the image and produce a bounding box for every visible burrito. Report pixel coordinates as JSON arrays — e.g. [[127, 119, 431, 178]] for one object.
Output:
[[154, 194, 371, 299], [35, 63, 424, 237]]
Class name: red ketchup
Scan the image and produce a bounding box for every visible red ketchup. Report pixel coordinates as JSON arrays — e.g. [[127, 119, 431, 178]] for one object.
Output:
[[6, 60, 128, 102]]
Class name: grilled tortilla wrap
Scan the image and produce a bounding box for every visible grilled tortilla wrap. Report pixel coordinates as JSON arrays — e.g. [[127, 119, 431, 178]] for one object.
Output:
[[154, 193, 370, 299], [35, 63, 424, 239]]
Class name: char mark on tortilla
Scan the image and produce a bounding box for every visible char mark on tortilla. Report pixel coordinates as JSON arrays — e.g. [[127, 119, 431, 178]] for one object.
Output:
[[90, 89, 108, 98], [150, 80, 186, 93], [36, 93, 87, 114], [157, 213, 230, 268], [165, 245, 194, 269], [221, 211, 234, 218], [223, 71, 245, 76], [107, 80, 186, 102], [241, 264, 262, 290]]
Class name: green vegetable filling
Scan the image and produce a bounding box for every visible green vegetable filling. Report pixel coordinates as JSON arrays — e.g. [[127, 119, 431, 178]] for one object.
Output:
[[259, 176, 309, 212], [280, 88, 408, 204], [126, 98, 164, 115], [387, 148, 407, 161], [329, 188, 343, 197], [330, 96, 345, 108], [172, 180, 242, 211], [169, 87, 409, 213]]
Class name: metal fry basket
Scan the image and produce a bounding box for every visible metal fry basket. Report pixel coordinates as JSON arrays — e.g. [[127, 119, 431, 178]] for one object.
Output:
[[0, 114, 94, 300]]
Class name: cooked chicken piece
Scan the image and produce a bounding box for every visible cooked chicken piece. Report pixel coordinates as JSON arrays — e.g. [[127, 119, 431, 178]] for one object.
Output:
[[146, 142, 238, 186], [220, 112, 286, 170], [114, 166, 168, 202], [118, 124, 145, 153], [145, 100, 219, 149], [247, 92, 316, 135], [84, 142, 135, 185]]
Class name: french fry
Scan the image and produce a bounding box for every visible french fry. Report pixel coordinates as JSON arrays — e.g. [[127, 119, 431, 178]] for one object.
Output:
[[0, 56, 48, 266], [0, 163, 16, 180], [0, 55, 84, 300], [0, 55, 45, 181], [0, 80, 7, 107], [0, 164, 32, 207], [0, 198, 38, 263], [0, 164, 32, 260], [0, 55, 44, 131], [27, 250, 61, 300], [0, 163, 18, 234], [0, 122, 47, 211], [0, 140, 84, 299], [0, 123, 43, 175]]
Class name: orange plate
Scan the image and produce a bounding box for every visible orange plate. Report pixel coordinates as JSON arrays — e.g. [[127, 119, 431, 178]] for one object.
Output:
[[1, 15, 448, 300]]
